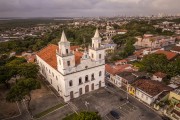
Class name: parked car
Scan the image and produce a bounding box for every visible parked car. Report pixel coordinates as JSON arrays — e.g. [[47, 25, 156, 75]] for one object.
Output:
[[119, 97, 124, 101], [110, 110, 120, 119]]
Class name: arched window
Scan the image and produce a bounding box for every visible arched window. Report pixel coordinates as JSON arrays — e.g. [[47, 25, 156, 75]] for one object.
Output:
[[85, 75, 88, 82], [57, 86, 60, 91], [91, 54, 94, 58], [91, 73, 94, 80], [67, 61, 70, 66], [59, 59, 61, 65], [69, 80, 73, 86], [79, 77, 82, 84], [99, 54, 101, 59], [56, 76, 58, 81], [99, 71, 102, 76], [52, 72, 54, 77], [66, 49, 68, 54]]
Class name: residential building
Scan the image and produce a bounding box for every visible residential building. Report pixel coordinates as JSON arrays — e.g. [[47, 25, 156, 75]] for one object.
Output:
[[155, 50, 178, 61], [36, 29, 105, 102], [151, 72, 167, 82], [115, 59, 128, 65], [171, 46, 180, 54], [116, 71, 137, 90], [105, 64, 134, 87], [134, 34, 175, 49], [102, 43, 117, 55], [170, 103, 180, 120], [132, 79, 172, 105], [170, 76, 180, 85]]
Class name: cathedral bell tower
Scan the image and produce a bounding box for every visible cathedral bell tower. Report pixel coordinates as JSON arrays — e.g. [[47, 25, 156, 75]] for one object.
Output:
[[89, 29, 105, 63], [56, 31, 75, 75]]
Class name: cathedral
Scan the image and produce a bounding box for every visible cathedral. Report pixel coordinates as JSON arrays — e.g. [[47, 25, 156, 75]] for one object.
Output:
[[36, 29, 105, 102]]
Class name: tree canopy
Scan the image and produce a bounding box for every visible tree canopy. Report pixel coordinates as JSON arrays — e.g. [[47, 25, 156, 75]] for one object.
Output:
[[63, 111, 101, 120], [6, 78, 41, 109], [134, 54, 180, 77], [18, 63, 39, 78]]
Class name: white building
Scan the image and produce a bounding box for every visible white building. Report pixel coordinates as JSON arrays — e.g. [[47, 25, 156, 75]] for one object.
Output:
[[134, 34, 175, 49], [36, 29, 105, 102], [151, 72, 167, 82], [132, 79, 171, 105]]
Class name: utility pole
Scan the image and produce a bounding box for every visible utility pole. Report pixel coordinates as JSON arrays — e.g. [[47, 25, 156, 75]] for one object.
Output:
[[126, 81, 129, 102]]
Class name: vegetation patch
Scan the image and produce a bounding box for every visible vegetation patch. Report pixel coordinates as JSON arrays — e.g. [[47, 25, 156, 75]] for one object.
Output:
[[34, 103, 65, 119], [62, 111, 101, 120]]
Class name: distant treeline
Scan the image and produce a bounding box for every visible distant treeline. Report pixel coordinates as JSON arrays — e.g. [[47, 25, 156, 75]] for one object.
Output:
[[0, 19, 73, 32]]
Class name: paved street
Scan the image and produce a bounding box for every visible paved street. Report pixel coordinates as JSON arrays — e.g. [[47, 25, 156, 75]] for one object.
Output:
[[4, 82, 162, 120], [12, 101, 32, 120], [39, 104, 74, 120], [70, 85, 162, 120]]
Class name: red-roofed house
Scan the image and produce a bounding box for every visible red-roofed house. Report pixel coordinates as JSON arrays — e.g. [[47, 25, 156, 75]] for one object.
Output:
[[170, 46, 180, 54], [105, 64, 134, 87], [132, 79, 172, 105], [155, 50, 178, 60], [36, 29, 106, 102]]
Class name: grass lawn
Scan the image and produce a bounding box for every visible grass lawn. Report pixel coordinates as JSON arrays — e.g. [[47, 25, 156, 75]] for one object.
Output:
[[34, 103, 65, 119]]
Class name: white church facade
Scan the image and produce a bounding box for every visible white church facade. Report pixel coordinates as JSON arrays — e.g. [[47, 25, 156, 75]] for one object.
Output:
[[36, 29, 105, 102]]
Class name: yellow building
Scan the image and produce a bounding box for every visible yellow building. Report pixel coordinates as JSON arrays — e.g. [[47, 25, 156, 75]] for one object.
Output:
[[168, 89, 180, 104], [128, 85, 136, 96]]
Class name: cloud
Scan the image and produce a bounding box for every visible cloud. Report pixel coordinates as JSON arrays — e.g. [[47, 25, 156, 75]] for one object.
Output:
[[0, 0, 179, 17]]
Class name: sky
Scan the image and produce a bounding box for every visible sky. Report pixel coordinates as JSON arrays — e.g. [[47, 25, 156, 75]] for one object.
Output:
[[0, 0, 179, 17]]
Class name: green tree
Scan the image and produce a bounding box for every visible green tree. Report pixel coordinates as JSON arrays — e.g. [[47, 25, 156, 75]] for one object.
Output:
[[6, 78, 41, 111], [63, 111, 101, 120], [112, 34, 126, 48], [165, 58, 180, 77], [74, 112, 101, 120], [137, 54, 169, 73], [6, 57, 27, 80], [18, 63, 39, 78], [0, 66, 13, 88], [6, 57, 27, 67]]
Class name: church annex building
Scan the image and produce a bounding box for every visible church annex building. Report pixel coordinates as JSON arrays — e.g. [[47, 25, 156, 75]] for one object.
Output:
[[36, 29, 105, 102]]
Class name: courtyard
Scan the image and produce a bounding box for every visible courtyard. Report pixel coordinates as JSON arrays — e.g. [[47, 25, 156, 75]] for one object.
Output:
[[0, 77, 163, 120], [69, 86, 162, 120]]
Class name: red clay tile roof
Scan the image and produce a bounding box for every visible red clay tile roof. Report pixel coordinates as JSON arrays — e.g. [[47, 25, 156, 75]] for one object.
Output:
[[36, 44, 83, 69], [155, 50, 178, 60], [171, 46, 180, 52], [154, 72, 167, 78], [172, 109, 180, 117], [74, 51, 83, 65], [134, 48, 149, 58], [36, 44, 58, 69], [132, 79, 172, 97], [105, 64, 134, 75]]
